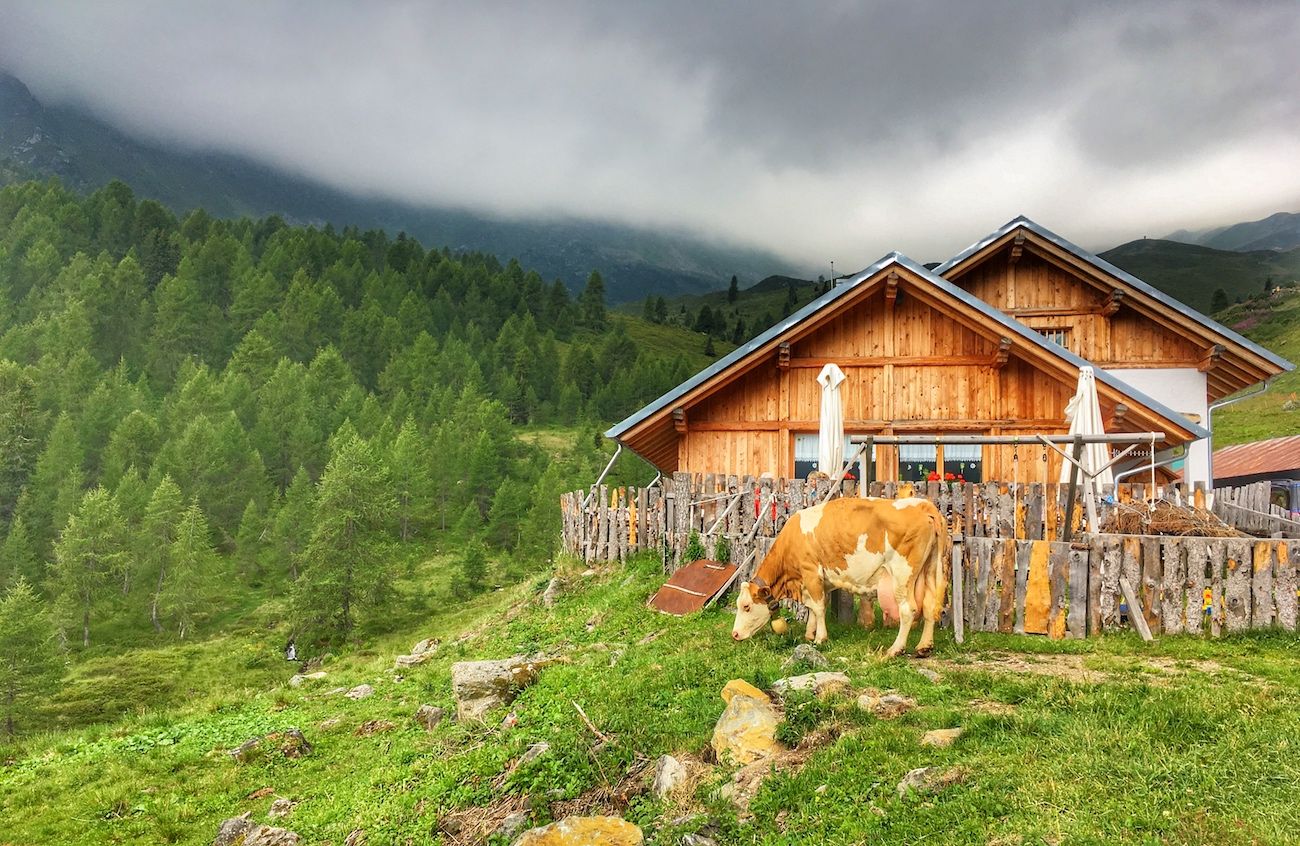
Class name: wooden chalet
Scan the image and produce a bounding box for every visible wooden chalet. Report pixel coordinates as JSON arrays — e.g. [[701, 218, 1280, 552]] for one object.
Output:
[[610, 254, 1200, 485], [935, 218, 1294, 483]]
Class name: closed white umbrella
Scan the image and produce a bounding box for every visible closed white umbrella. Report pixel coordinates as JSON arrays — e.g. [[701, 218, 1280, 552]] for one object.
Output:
[[1059, 366, 1113, 497], [817, 363, 846, 475]]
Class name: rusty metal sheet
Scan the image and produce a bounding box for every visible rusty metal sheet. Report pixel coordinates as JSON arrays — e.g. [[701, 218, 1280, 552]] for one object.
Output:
[[649, 559, 738, 615], [1214, 435, 1300, 481]]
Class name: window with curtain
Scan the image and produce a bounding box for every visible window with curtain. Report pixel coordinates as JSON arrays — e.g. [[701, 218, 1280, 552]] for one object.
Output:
[[943, 443, 983, 482], [898, 443, 938, 482], [794, 434, 874, 480]]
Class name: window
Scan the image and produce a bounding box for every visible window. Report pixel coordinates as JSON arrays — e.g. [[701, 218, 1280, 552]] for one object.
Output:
[[1035, 327, 1071, 349], [898, 442, 983, 482], [794, 434, 875, 480], [943, 444, 983, 483], [898, 444, 938, 482]]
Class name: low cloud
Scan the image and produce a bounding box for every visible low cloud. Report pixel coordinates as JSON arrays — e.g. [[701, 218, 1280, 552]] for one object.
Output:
[[2, 0, 1297, 266]]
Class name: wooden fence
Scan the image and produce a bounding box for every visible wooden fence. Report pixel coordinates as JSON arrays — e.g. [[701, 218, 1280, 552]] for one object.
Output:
[[1213, 481, 1300, 538], [954, 535, 1300, 639], [560, 473, 1212, 565]]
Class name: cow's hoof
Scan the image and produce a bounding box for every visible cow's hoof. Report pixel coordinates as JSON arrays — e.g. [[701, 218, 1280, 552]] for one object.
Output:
[[884, 647, 903, 659], [913, 645, 933, 659]]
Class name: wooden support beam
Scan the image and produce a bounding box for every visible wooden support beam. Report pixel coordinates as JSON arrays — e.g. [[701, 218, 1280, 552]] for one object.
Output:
[[672, 407, 687, 433], [1106, 402, 1129, 430], [1009, 233, 1026, 264], [1101, 288, 1125, 316], [1198, 344, 1226, 373], [993, 336, 1013, 370], [884, 271, 901, 308], [777, 341, 791, 371]]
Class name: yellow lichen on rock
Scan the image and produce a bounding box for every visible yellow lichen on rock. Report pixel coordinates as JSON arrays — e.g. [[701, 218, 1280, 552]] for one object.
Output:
[[721, 679, 769, 704], [513, 816, 643, 846]]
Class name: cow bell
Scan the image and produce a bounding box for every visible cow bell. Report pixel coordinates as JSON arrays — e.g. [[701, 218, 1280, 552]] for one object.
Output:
[[770, 618, 789, 635]]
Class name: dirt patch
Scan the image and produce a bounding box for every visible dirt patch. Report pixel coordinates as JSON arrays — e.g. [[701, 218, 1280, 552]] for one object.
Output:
[[937, 652, 1262, 687], [935, 652, 1106, 683]]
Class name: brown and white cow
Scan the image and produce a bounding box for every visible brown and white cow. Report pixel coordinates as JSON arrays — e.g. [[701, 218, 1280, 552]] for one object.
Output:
[[731, 496, 949, 657]]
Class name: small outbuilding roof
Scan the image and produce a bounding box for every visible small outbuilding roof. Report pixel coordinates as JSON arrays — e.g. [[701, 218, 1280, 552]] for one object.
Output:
[[1213, 434, 1300, 480]]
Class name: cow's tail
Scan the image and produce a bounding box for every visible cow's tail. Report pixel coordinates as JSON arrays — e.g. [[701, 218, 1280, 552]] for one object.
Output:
[[919, 507, 950, 616]]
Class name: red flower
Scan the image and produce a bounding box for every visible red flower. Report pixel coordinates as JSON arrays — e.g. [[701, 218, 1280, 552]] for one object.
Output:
[[926, 470, 941, 482], [944, 472, 956, 481]]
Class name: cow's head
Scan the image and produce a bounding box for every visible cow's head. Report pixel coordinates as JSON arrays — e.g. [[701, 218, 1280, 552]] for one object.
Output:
[[731, 581, 775, 641]]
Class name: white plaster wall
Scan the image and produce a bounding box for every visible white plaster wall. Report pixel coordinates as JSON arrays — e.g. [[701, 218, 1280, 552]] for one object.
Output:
[[1105, 368, 1210, 486]]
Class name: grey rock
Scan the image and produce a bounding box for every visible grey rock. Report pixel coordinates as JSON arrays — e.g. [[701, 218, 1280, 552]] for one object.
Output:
[[516, 741, 551, 769], [242, 825, 302, 846], [415, 704, 445, 730], [395, 651, 435, 669], [770, 672, 851, 698], [542, 577, 562, 608], [450, 655, 556, 722], [268, 798, 295, 819], [344, 684, 374, 700], [652, 754, 687, 798], [896, 765, 967, 798], [916, 667, 942, 683], [411, 637, 439, 655], [288, 671, 327, 687], [856, 691, 917, 718], [496, 811, 531, 841], [784, 644, 829, 670], [213, 813, 253, 846], [681, 835, 718, 846]]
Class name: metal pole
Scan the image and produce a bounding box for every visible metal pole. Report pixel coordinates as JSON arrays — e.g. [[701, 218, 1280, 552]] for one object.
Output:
[[1061, 435, 1085, 543], [583, 444, 623, 508], [850, 432, 1165, 446]]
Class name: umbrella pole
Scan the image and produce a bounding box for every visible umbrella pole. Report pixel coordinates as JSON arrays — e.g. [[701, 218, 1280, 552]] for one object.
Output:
[[1061, 436, 1085, 543]]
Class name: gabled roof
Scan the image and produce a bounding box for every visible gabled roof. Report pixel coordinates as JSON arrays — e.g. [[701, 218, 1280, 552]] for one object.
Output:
[[935, 216, 1294, 377], [606, 253, 1210, 448]]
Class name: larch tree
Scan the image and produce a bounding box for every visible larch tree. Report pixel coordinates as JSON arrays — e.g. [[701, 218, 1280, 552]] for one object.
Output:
[[141, 476, 185, 633], [161, 503, 216, 639], [293, 434, 395, 641], [0, 577, 63, 738], [388, 417, 431, 541], [50, 487, 128, 648], [0, 517, 40, 590], [578, 270, 606, 329], [271, 467, 315, 581]]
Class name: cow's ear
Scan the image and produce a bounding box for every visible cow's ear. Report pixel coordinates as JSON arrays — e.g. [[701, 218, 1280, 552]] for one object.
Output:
[[753, 584, 772, 601]]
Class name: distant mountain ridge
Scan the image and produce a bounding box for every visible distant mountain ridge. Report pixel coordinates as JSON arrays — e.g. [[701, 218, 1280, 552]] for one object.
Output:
[[1100, 238, 1300, 313], [0, 72, 801, 302], [1164, 210, 1300, 253]]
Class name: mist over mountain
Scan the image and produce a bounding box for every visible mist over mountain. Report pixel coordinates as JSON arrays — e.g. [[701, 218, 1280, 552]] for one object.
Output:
[[0, 72, 800, 302]]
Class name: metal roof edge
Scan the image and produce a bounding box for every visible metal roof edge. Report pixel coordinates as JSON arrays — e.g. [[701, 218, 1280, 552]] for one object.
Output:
[[935, 217, 1294, 373]]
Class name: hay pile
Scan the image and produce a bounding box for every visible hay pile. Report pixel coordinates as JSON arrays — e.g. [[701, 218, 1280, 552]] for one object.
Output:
[[1100, 499, 1240, 538]]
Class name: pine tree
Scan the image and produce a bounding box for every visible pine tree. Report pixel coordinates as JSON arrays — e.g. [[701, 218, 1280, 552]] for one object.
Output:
[[728, 274, 739, 303], [0, 577, 63, 738], [1210, 288, 1229, 313], [0, 517, 40, 590], [653, 295, 668, 324], [704, 335, 717, 356], [293, 434, 395, 641], [271, 468, 315, 581], [51, 488, 128, 648], [578, 270, 607, 329], [234, 499, 266, 579], [162, 504, 216, 639], [695, 305, 715, 334], [389, 417, 432, 541], [731, 317, 745, 344], [453, 540, 489, 598], [141, 476, 185, 632]]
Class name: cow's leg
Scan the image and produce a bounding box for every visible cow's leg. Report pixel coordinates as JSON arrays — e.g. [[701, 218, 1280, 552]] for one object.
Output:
[[857, 593, 876, 629], [914, 543, 945, 657], [802, 584, 828, 644], [885, 596, 915, 658]]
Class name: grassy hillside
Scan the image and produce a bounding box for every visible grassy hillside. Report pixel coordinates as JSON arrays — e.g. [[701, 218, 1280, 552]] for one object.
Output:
[[1100, 239, 1300, 313], [1166, 211, 1300, 253], [8, 551, 1300, 844], [620, 275, 822, 345], [1210, 287, 1300, 446]]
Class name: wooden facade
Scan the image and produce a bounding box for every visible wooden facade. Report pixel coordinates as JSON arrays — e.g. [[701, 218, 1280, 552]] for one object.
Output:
[[939, 224, 1288, 401], [611, 256, 1206, 482]]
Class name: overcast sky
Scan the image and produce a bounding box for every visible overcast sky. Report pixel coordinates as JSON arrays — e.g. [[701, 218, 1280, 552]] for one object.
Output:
[[1, 1, 1297, 267]]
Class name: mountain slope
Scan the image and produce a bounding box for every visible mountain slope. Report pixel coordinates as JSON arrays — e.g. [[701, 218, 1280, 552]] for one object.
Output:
[[1163, 210, 1300, 253], [1211, 286, 1300, 446], [1099, 238, 1300, 313], [0, 72, 799, 302]]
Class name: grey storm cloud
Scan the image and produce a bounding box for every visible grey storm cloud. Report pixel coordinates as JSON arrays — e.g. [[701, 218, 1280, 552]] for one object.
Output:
[[1, 0, 1297, 266]]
